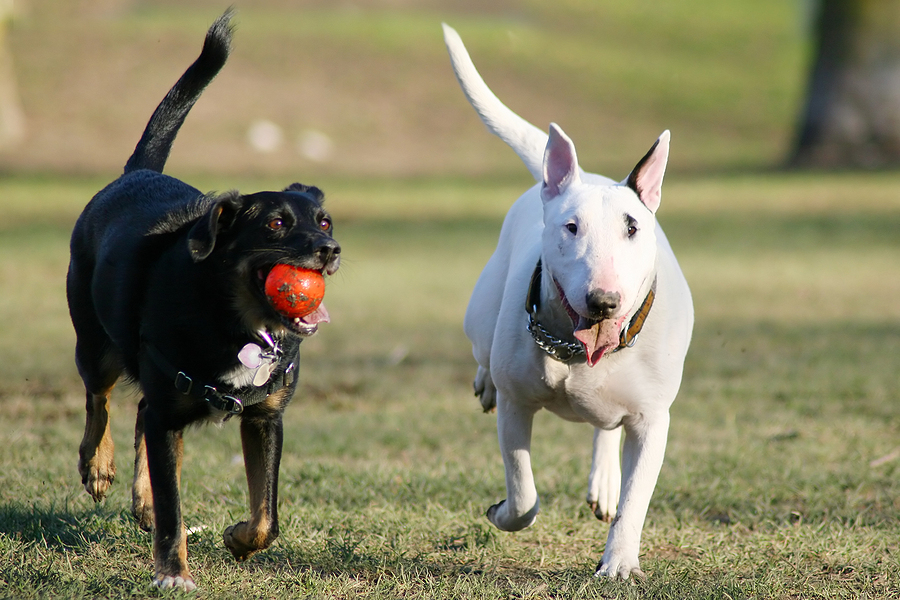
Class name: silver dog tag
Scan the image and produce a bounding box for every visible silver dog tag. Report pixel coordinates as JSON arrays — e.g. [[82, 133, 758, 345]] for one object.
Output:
[[252, 361, 276, 386], [239, 333, 282, 387]]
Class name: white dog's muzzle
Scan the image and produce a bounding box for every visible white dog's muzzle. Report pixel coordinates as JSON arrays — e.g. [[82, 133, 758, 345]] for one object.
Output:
[[525, 259, 655, 365]]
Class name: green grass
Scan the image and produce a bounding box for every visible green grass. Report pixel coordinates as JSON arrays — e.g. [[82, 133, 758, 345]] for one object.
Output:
[[2, 171, 900, 598]]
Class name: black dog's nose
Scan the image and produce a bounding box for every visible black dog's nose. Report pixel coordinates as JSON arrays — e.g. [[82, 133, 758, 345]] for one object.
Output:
[[315, 238, 341, 267], [585, 290, 620, 320]]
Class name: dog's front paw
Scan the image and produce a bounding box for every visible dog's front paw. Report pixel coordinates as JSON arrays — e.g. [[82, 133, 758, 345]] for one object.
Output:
[[224, 521, 276, 561], [152, 572, 197, 592], [594, 551, 644, 581], [78, 455, 116, 502], [486, 499, 539, 532]]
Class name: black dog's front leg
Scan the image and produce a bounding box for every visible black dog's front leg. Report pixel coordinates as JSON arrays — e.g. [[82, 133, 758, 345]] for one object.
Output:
[[223, 398, 286, 561], [143, 407, 194, 590]]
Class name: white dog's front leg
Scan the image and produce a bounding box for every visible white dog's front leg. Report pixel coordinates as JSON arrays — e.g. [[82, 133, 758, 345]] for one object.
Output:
[[487, 394, 539, 531], [596, 411, 670, 580], [587, 426, 622, 521]]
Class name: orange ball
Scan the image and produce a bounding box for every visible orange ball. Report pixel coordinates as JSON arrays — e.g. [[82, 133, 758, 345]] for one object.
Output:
[[264, 264, 325, 319]]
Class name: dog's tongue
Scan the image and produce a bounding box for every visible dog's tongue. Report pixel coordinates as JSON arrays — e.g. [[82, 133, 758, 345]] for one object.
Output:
[[573, 318, 620, 367], [300, 302, 330, 325]]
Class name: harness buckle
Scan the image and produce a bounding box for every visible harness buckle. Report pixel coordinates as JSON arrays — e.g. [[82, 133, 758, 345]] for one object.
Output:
[[221, 394, 244, 415], [203, 385, 244, 415], [174, 371, 193, 395]]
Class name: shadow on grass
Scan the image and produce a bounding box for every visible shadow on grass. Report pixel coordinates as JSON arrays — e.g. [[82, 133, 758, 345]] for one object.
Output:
[[0, 500, 129, 550]]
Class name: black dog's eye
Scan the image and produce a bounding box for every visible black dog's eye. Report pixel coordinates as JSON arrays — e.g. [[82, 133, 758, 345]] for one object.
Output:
[[319, 217, 332, 231], [268, 218, 284, 231], [565, 223, 577, 235]]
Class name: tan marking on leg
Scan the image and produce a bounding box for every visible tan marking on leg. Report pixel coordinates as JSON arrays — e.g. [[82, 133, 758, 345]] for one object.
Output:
[[223, 455, 275, 559], [131, 403, 153, 530], [223, 391, 287, 560], [78, 387, 116, 501]]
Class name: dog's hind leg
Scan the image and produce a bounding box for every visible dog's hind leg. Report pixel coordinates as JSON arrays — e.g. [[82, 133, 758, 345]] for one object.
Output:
[[74, 339, 122, 501], [486, 393, 540, 531], [587, 426, 622, 522], [78, 386, 117, 501], [223, 398, 286, 561], [131, 397, 154, 531], [70, 266, 123, 501], [473, 366, 497, 413]]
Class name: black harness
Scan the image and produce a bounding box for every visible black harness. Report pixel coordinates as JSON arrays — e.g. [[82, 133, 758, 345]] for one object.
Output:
[[142, 335, 299, 415]]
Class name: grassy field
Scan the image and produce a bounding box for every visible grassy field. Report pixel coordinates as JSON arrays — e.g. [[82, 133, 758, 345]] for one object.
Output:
[[3, 0, 804, 177], [2, 1, 900, 598], [1, 170, 900, 598]]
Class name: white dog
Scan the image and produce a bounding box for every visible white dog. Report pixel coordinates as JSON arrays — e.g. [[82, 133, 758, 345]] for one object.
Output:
[[443, 25, 694, 579]]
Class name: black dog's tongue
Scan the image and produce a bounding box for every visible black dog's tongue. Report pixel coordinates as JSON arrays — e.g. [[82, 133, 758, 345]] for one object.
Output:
[[573, 317, 621, 366], [299, 302, 329, 324]]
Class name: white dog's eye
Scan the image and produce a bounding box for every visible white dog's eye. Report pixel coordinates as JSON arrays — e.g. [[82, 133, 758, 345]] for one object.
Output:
[[625, 215, 638, 238], [565, 223, 577, 235]]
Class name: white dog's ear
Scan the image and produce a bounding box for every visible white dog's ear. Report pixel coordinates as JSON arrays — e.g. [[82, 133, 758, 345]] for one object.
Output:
[[541, 123, 581, 203], [625, 130, 670, 213]]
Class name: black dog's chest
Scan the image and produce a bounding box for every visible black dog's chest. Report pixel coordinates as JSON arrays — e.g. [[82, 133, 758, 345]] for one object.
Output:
[[142, 330, 302, 418]]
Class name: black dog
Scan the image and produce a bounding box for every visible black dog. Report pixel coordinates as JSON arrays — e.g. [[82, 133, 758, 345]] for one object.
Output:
[[66, 11, 340, 590]]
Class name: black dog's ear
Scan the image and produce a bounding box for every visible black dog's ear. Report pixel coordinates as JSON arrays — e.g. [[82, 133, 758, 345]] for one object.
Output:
[[283, 183, 324, 203], [187, 192, 242, 262]]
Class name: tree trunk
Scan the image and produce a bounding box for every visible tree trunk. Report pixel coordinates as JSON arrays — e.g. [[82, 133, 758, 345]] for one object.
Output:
[[790, 0, 900, 168]]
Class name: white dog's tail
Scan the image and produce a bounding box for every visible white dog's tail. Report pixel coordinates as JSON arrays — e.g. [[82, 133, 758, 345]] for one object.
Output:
[[442, 24, 547, 183]]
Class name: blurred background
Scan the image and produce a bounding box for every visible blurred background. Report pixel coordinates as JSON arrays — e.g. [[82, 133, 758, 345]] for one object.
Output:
[[0, 0, 817, 180]]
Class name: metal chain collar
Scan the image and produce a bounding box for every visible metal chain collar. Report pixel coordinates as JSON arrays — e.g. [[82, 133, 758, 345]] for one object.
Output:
[[526, 311, 586, 363]]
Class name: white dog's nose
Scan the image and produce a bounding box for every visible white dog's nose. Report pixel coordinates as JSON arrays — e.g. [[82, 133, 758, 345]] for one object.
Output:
[[585, 290, 620, 320]]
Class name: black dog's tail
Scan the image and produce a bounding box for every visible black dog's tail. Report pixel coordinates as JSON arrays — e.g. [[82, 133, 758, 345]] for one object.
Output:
[[124, 10, 234, 174]]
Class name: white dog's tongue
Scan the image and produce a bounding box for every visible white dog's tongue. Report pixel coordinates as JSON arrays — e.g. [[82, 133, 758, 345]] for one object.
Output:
[[573, 318, 620, 366], [300, 303, 330, 325]]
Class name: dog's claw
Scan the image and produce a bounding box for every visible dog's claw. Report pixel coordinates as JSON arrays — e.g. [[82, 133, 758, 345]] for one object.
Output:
[[79, 461, 116, 502], [595, 565, 646, 581], [595, 558, 645, 581], [588, 500, 614, 522], [152, 573, 197, 592]]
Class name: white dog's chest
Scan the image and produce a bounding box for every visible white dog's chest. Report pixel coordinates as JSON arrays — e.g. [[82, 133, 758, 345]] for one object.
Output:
[[514, 354, 637, 428]]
